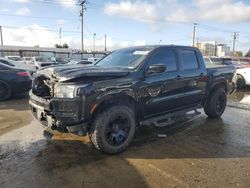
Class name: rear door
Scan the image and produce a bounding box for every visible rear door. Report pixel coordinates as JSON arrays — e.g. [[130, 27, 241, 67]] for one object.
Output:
[[141, 48, 187, 117], [177, 49, 206, 107]]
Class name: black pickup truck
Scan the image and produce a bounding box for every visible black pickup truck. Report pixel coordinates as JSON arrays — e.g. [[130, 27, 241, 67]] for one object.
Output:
[[29, 45, 236, 154]]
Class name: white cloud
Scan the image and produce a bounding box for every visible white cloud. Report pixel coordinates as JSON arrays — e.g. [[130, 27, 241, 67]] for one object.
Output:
[[13, 0, 30, 3], [57, 19, 66, 25], [104, 0, 250, 24], [16, 7, 30, 15], [2, 25, 144, 50], [133, 40, 146, 46], [104, 1, 159, 23], [57, 0, 76, 8], [3, 25, 63, 47], [0, 8, 10, 12]]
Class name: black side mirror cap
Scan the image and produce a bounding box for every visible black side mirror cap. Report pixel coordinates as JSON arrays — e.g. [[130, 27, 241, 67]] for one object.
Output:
[[147, 64, 166, 75]]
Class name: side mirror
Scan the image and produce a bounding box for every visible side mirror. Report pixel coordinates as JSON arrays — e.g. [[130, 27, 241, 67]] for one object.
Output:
[[147, 64, 166, 75]]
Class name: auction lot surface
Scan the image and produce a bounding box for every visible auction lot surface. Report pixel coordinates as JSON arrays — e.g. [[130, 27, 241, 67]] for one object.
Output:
[[1, 89, 250, 188]]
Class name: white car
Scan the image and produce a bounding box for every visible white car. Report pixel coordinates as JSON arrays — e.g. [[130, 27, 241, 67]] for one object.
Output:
[[236, 66, 250, 88], [88, 57, 101, 63], [31, 56, 53, 69]]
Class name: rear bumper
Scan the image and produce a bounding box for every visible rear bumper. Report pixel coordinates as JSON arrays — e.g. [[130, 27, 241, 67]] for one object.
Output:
[[29, 91, 88, 135]]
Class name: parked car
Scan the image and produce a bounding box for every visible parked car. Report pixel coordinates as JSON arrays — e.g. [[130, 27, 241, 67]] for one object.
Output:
[[29, 45, 236, 154], [77, 60, 93, 65], [67, 59, 93, 65], [51, 57, 69, 64], [31, 56, 53, 69], [207, 57, 250, 88], [0, 57, 32, 100], [5, 56, 26, 64], [231, 61, 250, 88], [23, 57, 33, 64], [0, 57, 36, 74], [88, 57, 101, 63]]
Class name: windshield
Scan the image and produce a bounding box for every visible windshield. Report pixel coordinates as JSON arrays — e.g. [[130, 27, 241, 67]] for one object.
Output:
[[96, 47, 154, 69]]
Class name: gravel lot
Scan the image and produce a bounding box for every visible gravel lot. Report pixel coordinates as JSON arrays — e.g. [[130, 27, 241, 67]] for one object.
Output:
[[0, 89, 250, 188]]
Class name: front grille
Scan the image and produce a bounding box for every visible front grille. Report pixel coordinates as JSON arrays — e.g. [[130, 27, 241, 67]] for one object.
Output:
[[32, 76, 53, 97]]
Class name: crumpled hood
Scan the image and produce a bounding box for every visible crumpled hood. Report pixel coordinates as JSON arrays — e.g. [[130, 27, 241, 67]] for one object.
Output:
[[36, 64, 130, 82]]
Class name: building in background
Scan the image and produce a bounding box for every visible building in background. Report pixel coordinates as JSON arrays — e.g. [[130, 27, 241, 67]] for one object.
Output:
[[198, 41, 216, 56], [216, 44, 230, 57], [197, 41, 230, 57]]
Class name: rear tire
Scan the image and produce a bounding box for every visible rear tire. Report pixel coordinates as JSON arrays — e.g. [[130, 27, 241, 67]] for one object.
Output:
[[204, 88, 226, 118], [0, 81, 11, 101], [89, 104, 136, 154], [236, 75, 245, 89]]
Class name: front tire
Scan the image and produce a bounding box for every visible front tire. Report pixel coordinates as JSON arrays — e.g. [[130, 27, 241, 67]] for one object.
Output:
[[0, 81, 11, 101], [89, 104, 136, 154], [236, 75, 245, 89], [204, 88, 227, 118]]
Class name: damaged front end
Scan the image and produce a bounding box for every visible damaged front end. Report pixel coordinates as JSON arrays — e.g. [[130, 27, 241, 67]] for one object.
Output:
[[29, 73, 88, 136]]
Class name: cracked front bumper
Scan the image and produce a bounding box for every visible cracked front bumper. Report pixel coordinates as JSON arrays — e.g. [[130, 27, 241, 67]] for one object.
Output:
[[29, 91, 88, 136]]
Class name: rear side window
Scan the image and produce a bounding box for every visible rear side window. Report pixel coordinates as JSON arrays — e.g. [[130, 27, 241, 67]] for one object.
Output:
[[0, 59, 14, 67], [180, 50, 199, 70], [149, 49, 177, 72]]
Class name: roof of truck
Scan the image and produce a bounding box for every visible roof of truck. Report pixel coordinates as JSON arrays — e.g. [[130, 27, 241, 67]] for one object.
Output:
[[121, 45, 199, 50]]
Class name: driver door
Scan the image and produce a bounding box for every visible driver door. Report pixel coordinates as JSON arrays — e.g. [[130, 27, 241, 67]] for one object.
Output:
[[141, 48, 186, 118]]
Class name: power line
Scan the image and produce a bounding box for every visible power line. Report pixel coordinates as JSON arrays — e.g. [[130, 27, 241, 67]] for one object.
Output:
[[0, 13, 75, 21], [19, 0, 77, 6], [1, 25, 81, 33]]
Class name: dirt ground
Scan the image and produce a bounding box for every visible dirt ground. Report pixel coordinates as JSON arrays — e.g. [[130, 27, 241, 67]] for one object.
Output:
[[0, 90, 250, 188]]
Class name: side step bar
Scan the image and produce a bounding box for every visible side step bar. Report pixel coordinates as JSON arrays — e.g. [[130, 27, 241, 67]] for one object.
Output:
[[140, 106, 202, 127]]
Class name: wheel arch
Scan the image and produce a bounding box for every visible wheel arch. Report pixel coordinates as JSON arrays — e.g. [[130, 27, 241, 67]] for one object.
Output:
[[206, 81, 227, 105], [89, 93, 138, 122]]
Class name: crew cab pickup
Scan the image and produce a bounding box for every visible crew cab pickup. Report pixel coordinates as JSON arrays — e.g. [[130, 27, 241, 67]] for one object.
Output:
[[29, 45, 236, 154]]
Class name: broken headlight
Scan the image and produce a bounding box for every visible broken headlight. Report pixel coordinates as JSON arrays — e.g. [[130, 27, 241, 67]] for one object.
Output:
[[54, 84, 76, 98]]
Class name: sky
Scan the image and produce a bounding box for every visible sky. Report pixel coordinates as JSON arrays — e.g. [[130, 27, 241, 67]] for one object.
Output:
[[0, 0, 250, 54]]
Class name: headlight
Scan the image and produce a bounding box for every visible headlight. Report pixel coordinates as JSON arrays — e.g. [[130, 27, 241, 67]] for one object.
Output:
[[54, 84, 76, 98]]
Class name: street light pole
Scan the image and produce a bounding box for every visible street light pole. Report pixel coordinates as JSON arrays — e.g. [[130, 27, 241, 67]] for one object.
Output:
[[93, 33, 96, 51], [192, 23, 198, 47], [79, 0, 86, 52], [104, 34, 107, 52], [0, 26, 3, 57]]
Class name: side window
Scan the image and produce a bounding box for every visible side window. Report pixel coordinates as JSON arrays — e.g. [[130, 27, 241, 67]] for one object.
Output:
[[0, 59, 14, 67], [149, 50, 177, 72], [180, 50, 199, 70]]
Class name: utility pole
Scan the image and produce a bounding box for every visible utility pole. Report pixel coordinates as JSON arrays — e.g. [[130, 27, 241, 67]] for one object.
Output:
[[0, 26, 3, 57], [79, 0, 86, 52], [232, 32, 238, 57], [104, 34, 107, 52], [93, 33, 96, 51], [214, 41, 217, 56], [192, 23, 197, 47], [59, 27, 62, 46]]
